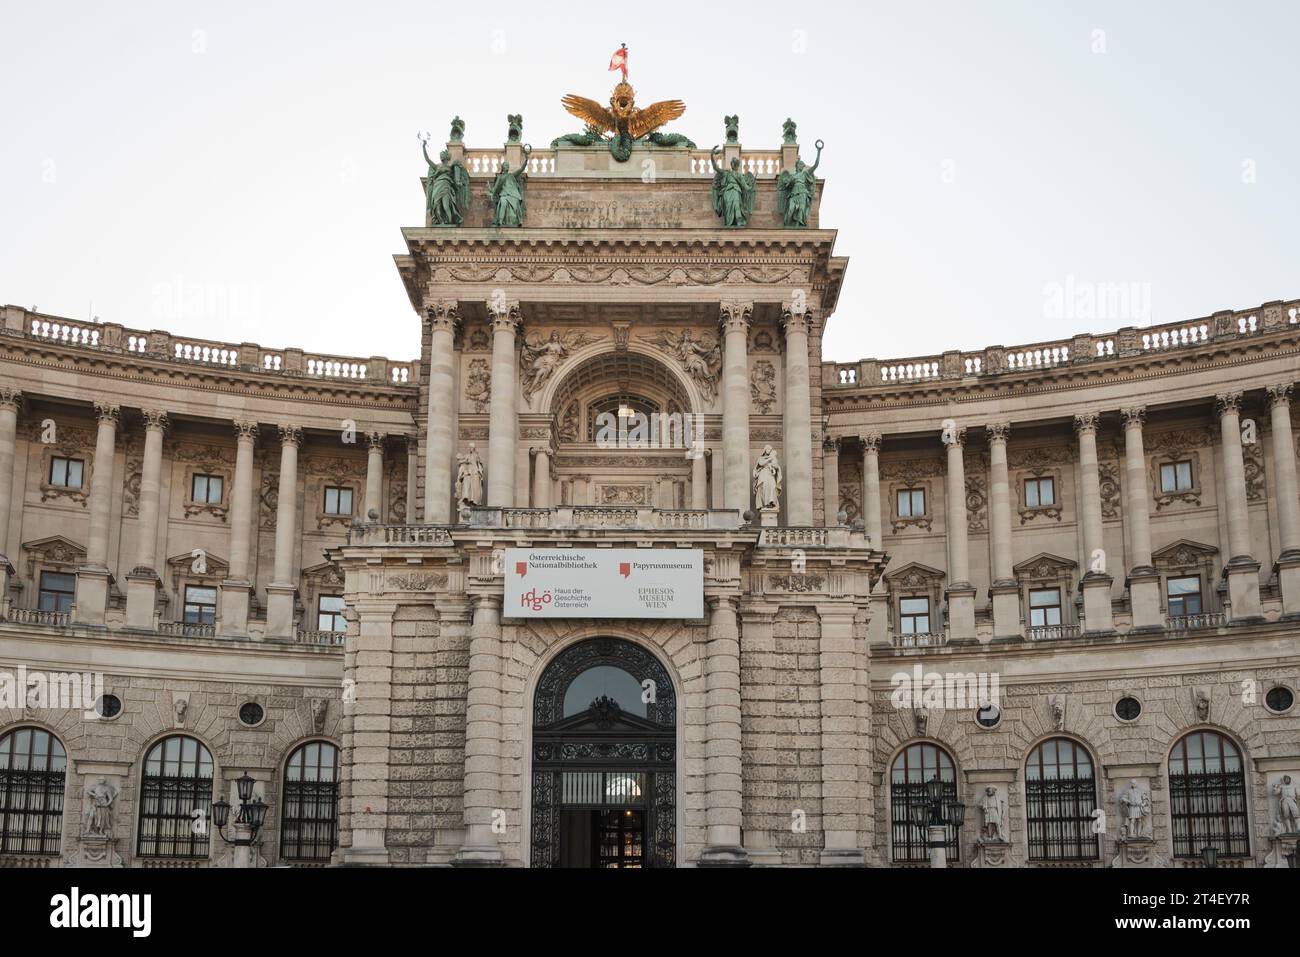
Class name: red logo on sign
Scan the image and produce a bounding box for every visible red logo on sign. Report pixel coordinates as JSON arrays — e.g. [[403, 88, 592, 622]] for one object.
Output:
[[515, 562, 528, 577], [619, 562, 631, 578], [520, 588, 552, 612]]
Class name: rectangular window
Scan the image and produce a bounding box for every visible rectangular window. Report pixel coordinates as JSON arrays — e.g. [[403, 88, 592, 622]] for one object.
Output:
[[1167, 576, 1202, 617], [899, 596, 930, 635], [1029, 588, 1062, 627], [1024, 476, 1055, 508], [48, 457, 84, 488], [38, 572, 76, 613], [183, 585, 217, 625], [190, 473, 223, 504], [1160, 460, 1194, 493], [318, 595, 347, 632], [323, 486, 354, 516], [896, 488, 925, 518]]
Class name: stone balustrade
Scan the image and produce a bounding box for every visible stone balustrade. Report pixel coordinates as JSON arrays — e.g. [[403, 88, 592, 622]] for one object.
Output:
[[824, 298, 1299, 392]]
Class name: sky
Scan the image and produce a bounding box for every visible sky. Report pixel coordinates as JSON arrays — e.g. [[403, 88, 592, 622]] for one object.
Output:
[[1, 0, 1297, 366]]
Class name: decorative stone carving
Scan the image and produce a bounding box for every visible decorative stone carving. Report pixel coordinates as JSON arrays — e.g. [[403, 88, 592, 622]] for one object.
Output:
[[520, 330, 602, 403], [82, 777, 119, 838], [913, 708, 928, 737], [388, 573, 447, 591], [966, 470, 987, 532], [455, 444, 484, 507], [598, 484, 650, 506], [767, 574, 825, 593], [465, 358, 491, 413], [752, 445, 782, 509], [173, 695, 188, 728], [1049, 695, 1066, 731], [1118, 778, 1152, 841], [646, 329, 722, 401], [312, 698, 328, 733], [1193, 688, 1210, 722], [750, 358, 777, 413], [1272, 774, 1300, 835], [557, 400, 580, 442], [1243, 440, 1265, 501], [978, 785, 1008, 843], [1098, 462, 1122, 518]]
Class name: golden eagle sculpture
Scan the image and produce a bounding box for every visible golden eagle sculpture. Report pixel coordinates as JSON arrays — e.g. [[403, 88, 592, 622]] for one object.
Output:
[[558, 47, 691, 161]]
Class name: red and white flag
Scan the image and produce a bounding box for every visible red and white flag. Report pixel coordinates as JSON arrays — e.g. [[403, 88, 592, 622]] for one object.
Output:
[[609, 44, 628, 79]]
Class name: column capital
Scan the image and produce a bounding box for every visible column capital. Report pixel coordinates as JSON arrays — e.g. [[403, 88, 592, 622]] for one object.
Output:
[[859, 429, 882, 452], [1121, 406, 1146, 428], [943, 426, 967, 449], [485, 295, 521, 326], [707, 593, 739, 614], [986, 422, 1011, 444], [823, 435, 841, 454], [471, 593, 502, 614], [140, 409, 169, 434], [1073, 411, 1100, 435], [366, 431, 387, 452], [277, 424, 304, 447], [233, 420, 259, 442], [1266, 382, 1293, 410], [0, 388, 21, 413], [718, 300, 753, 334], [1215, 391, 1243, 416], [94, 402, 121, 427], [780, 303, 813, 336], [424, 299, 461, 331]]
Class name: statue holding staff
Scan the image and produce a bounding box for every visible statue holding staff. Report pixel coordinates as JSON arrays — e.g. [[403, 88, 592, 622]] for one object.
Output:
[[777, 139, 824, 228], [420, 132, 471, 226], [489, 145, 531, 227]]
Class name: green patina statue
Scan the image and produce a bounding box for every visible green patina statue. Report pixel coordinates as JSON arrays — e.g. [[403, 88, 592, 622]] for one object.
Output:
[[552, 124, 607, 148], [646, 131, 697, 148], [710, 146, 756, 228], [776, 138, 824, 228], [507, 114, 523, 144], [724, 115, 740, 144], [782, 118, 797, 145], [489, 145, 530, 227], [421, 134, 471, 226], [449, 116, 465, 143]]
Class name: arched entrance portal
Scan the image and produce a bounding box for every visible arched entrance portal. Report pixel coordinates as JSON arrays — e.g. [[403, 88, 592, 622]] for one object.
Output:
[[530, 638, 676, 868]]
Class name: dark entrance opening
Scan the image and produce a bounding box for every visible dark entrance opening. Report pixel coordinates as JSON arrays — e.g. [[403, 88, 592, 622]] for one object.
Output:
[[531, 638, 676, 868]]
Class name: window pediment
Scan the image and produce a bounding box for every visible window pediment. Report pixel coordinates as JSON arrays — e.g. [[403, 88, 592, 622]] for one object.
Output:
[[1013, 553, 1077, 582], [1151, 539, 1218, 570], [23, 536, 87, 573], [883, 562, 946, 591]]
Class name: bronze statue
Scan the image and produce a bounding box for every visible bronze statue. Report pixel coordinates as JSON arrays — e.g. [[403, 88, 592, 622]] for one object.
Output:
[[489, 146, 530, 227], [710, 147, 756, 228], [776, 139, 824, 228], [421, 133, 471, 226]]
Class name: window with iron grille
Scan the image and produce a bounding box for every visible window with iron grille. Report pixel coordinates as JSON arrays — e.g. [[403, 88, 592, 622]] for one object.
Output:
[[136, 735, 213, 858], [38, 571, 76, 613], [890, 742, 960, 863], [1025, 737, 1099, 861], [280, 741, 340, 862], [1168, 730, 1250, 859], [0, 728, 66, 856]]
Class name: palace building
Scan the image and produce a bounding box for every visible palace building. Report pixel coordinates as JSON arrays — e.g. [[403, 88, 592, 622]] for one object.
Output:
[[1, 107, 1298, 869]]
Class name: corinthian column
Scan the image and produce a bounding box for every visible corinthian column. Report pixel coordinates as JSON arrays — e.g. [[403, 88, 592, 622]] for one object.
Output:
[[454, 594, 505, 866], [423, 301, 459, 523], [781, 303, 814, 525], [720, 301, 753, 516], [125, 410, 168, 629], [75, 402, 119, 624], [220, 420, 258, 637], [1121, 407, 1162, 629], [265, 425, 302, 639], [0, 389, 21, 610], [1268, 385, 1300, 617], [486, 299, 520, 508], [944, 426, 975, 640], [1074, 413, 1114, 632], [699, 595, 747, 866], [822, 436, 840, 525], [1217, 392, 1262, 620], [364, 431, 385, 521], [987, 422, 1018, 637], [860, 431, 882, 548]]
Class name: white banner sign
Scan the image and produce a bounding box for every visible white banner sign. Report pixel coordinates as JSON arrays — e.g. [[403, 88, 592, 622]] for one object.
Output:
[[503, 548, 704, 620]]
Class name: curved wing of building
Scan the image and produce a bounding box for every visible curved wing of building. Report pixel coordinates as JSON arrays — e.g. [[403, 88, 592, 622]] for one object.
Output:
[[0, 120, 1296, 869]]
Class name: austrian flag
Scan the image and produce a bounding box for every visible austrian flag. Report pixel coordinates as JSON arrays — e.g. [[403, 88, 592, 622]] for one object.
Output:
[[609, 44, 628, 79]]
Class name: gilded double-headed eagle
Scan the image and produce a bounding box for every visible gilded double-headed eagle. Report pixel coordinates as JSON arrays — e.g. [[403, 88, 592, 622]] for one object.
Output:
[[561, 81, 685, 143]]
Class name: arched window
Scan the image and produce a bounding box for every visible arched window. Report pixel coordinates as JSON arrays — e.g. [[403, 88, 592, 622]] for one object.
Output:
[[0, 727, 67, 856], [137, 735, 213, 859], [890, 742, 960, 863], [280, 741, 340, 863], [587, 394, 660, 442], [1168, 730, 1249, 859], [1025, 737, 1099, 861]]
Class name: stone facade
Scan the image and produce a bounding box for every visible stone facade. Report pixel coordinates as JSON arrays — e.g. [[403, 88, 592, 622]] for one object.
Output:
[[0, 115, 1297, 868]]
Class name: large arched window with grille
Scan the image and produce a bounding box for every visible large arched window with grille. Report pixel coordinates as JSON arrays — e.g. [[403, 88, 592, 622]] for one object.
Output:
[[890, 742, 960, 863], [280, 741, 340, 863], [1025, 737, 1099, 861], [1168, 730, 1249, 859], [0, 727, 67, 857], [136, 735, 213, 859]]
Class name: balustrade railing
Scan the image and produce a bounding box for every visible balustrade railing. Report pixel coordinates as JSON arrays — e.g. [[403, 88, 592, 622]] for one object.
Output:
[[295, 629, 347, 646], [1166, 612, 1227, 631], [1026, 624, 1081, 641], [157, 621, 216, 638], [4, 607, 71, 627], [892, 632, 948, 648]]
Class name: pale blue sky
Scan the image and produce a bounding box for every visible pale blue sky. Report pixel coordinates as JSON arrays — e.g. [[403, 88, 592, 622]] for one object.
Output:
[[1, 1, 1296, 365]]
